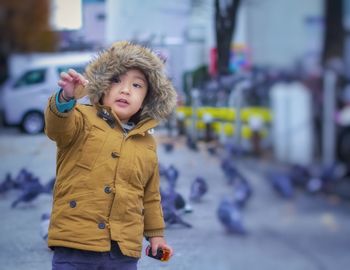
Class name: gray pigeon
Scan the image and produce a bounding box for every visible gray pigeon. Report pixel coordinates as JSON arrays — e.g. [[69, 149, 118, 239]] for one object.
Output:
[[11, 175, 49, 208], [40, 212, 51, 240], [160, 187, 192, 228], [189, 177, 208, 202], [217, 197, 247, 235]]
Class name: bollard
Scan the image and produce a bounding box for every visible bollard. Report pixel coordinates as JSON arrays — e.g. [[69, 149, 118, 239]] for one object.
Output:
[[203, 112, 214, 142]]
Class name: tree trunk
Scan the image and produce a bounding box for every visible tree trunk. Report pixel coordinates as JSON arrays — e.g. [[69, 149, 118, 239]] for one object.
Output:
[[322, 0, 344, 64], [215, 0, 242, 75], [0, 0, 57, 84]]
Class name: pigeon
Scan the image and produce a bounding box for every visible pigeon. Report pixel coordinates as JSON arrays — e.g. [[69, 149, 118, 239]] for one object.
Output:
[[288, 164, 310, 188], [163, 142, 174, 153], [207, 145, 218, 156], [306, 163, 346, 193], [186, 136, 198, 151], [217, 197, 247, 235], [0, 173, 16, 194], [40, 212, 51, 240], [174, 192, 186, 210], [160, 187, 192, 228], [223, 141, 245, 158], [11, 176, 49, 208], [318, 163, 346, 192], [267, 170, 294, 199], [306, 177, 323, 193], [13, 168, 34, 190], [162, 205, 192, 228], [161, 187, 187, 212], [158, 162, 167, 177], [220, 158, 240, 185], [43, 177, 56, 194], [189, 177, 208, 202], [233, 175, 253, 208], [164, 165, 179, 188]]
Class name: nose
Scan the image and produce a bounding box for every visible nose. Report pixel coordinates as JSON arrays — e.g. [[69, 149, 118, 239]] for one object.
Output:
[[120, 85, 130, 95]]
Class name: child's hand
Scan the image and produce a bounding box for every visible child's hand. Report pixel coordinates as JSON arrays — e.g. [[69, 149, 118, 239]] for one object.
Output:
[[58, 68, 89, 99], [149, 236, 174, 258]]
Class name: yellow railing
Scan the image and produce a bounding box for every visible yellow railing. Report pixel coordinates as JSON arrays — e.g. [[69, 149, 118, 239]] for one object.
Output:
[[176, 106, 272, 139]]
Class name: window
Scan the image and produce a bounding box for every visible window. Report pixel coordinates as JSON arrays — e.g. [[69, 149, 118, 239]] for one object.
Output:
[[57, 65, 86, 75], [96, 13, 105, 21], [14, 69, 46, 88]]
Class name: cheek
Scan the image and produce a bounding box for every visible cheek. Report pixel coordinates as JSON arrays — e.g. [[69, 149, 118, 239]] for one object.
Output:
[[140, 90, 148, 104], [139, 95, 147, 107], [102, 86, 118, 106], [102, 92, 112, 106]]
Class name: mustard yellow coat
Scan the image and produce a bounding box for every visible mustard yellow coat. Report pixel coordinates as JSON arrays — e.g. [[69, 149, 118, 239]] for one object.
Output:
[[45, 95, 165, 258]]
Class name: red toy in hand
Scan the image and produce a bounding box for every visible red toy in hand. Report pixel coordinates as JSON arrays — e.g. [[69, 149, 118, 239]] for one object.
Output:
[[145, 245, 171, 262]]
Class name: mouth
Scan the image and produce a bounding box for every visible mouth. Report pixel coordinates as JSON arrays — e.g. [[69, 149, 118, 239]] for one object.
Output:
[[116, 98, 129, 105]]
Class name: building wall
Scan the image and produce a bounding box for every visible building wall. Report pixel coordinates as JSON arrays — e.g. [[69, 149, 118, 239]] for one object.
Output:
[[245, 0, 323, 69], [104, 0, 323, 76], [105, 0, 210, 92], [80, 2, 106, 46], [106, 0, 190, 45]]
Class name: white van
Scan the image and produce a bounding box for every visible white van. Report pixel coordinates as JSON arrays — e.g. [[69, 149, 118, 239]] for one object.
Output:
[[0, 52, 95, 134]]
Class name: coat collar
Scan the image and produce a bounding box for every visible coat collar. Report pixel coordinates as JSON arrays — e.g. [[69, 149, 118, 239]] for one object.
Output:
[[95, 103, 158, 136]]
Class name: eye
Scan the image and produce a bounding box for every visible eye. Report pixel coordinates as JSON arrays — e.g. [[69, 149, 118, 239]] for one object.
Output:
[[133, 83, 143, 88], [111, 76, 121, 83]]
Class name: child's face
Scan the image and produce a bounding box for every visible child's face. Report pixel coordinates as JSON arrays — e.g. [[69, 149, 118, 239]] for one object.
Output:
[[103, 69, 148, 123]]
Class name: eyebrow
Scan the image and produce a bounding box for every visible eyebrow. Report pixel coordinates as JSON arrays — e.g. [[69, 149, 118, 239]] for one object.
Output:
[[134, 75, 147, 84]]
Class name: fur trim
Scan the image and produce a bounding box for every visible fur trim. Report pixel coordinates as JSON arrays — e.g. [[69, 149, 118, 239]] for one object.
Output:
[[84, 41, 177, 121]]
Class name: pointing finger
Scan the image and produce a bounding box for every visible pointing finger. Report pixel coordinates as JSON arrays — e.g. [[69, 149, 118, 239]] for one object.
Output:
[[57, 80, 67, 87], [60, 72, 73, 82]]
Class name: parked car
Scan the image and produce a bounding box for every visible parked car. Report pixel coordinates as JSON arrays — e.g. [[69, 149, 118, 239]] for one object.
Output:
[[0, 52, 94, 134]]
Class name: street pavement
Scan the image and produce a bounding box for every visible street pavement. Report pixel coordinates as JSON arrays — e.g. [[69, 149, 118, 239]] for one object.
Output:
[[1, 127, 350, 270]]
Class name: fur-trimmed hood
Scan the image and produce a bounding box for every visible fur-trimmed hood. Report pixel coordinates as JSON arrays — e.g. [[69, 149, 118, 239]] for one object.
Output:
[[84, 41, 177, 121]]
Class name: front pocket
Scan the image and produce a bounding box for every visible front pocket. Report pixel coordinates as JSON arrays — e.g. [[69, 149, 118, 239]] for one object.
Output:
[[50, 192, 100, 238], [130, 145, 157, 188], [76, 125, 106, 170]]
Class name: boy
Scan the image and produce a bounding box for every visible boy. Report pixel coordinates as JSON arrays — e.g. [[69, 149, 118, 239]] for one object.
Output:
[[45, 41, 176, 270]]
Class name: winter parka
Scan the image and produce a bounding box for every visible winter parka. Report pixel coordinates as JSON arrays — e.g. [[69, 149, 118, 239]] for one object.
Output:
[[44, 41, 177, 258]]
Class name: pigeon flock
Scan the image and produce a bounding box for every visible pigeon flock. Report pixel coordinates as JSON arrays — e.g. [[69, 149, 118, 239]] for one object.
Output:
[[0, 168, 54, 243], [0, 168, 54, 208], [264, 162, 347, 199], [1, 137, 348, 247]]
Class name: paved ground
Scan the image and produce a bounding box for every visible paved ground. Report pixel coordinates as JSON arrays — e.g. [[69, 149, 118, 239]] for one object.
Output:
[[1, 127, 350, 270]]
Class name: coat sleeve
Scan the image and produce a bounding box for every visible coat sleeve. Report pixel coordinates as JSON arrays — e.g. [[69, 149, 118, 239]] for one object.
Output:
[[44, 93, 84, 148], [143, 161, 165, 238]]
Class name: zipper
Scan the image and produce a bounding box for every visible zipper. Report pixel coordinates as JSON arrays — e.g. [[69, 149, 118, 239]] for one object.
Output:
[[122, 128, 128, 137], [108, 129, 126, 223]]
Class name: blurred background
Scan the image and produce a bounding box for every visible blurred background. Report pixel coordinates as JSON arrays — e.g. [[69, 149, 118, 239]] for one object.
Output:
[[1, 0, 350, 269]]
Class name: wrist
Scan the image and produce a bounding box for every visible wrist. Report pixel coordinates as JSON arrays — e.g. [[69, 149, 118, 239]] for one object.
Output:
[[61, 90, 74, 102]]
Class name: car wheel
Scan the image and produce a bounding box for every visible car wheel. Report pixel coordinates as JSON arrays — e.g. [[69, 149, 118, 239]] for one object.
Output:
[[21, 111, 44, 134]]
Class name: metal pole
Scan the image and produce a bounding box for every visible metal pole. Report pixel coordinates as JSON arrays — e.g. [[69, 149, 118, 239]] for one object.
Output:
[[191, 88, 200, 141], [322, 69, 337, 166], [234, 88, 243, 147], [228, 80, 250, 147]]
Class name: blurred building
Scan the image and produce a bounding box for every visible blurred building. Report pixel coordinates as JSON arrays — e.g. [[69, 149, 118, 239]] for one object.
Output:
[[51, 0, 106, 50], [246, 0, 323, 72], [104, 0, 246, 94], [50, 0, 324, 87], [104, 0, 323, 78]]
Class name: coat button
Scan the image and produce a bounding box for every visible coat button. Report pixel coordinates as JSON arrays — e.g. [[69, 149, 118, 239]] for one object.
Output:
[[104, 186, 111, 194], [98, 222, 106, 229], [69, 200, 77, 208], [111, 152, 119, 158]]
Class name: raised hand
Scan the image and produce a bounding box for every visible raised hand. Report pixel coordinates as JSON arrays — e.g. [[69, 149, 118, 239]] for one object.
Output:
[[58, 68, 89, 100]]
